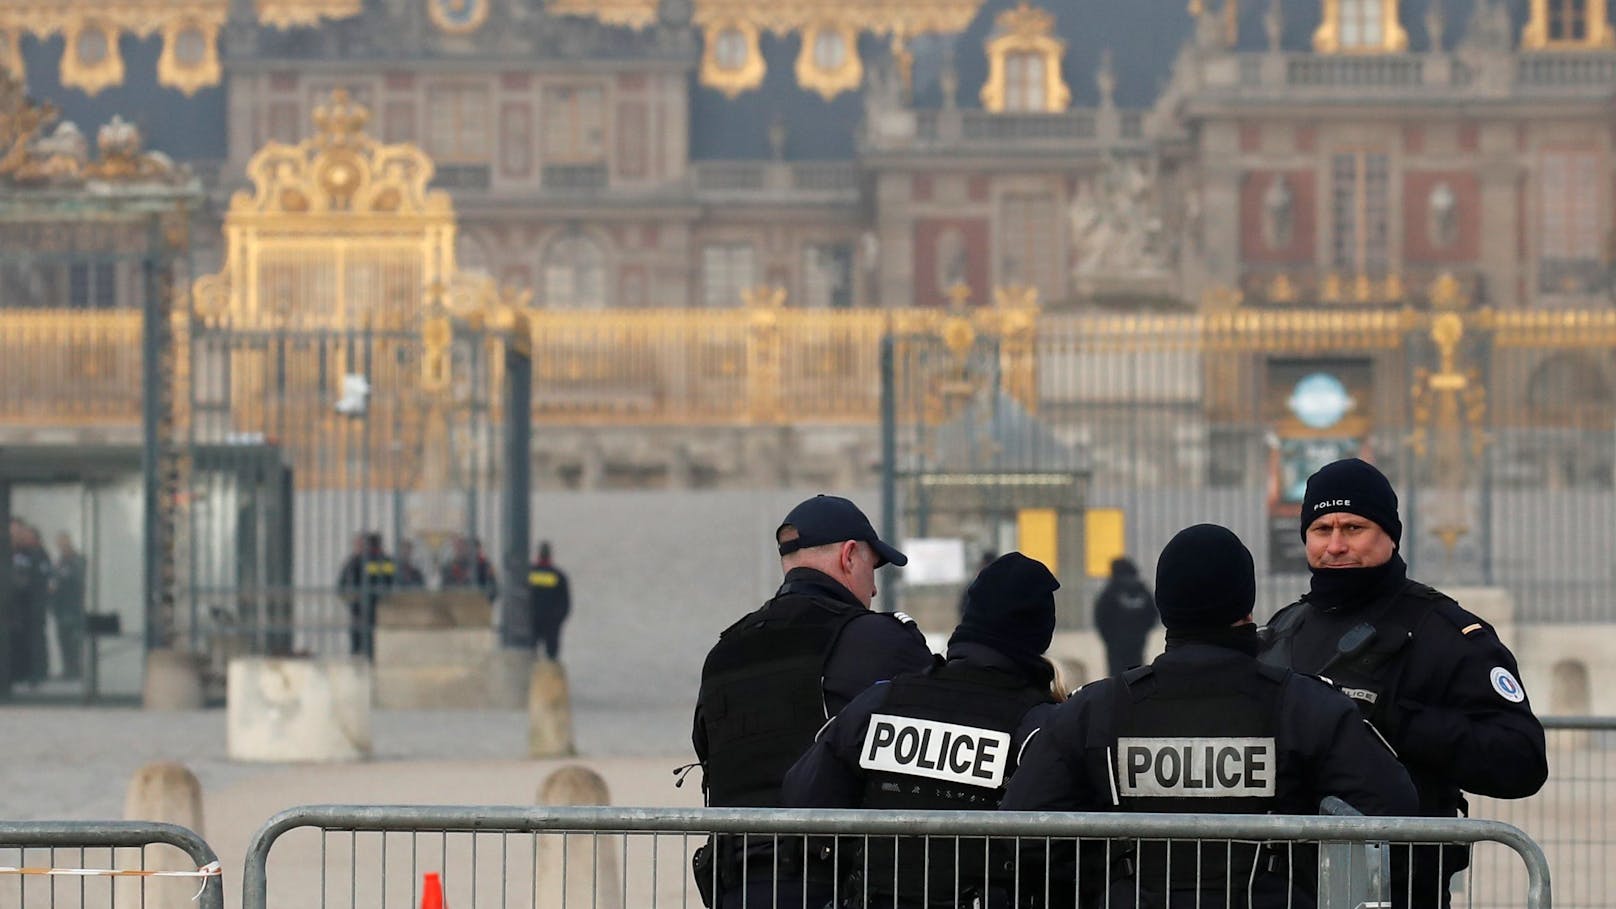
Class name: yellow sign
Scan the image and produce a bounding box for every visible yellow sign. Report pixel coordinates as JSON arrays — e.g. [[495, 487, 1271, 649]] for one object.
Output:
[[1084, 508, 1126, 579], [1016, 508, 1059, 574]]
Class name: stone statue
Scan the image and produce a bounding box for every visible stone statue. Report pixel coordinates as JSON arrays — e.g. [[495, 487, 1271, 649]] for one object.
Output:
[[1262, 174, 1294, 249], [1428, 181, 1458, 248], [1069, 157, 1168, 277]]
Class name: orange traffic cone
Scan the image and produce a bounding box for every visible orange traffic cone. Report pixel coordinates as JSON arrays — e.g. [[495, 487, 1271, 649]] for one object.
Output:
[[420, 872, 445, 909]]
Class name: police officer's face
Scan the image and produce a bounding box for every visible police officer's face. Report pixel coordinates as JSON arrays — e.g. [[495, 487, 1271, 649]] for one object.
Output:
[[1305, 512, 1396, 570]]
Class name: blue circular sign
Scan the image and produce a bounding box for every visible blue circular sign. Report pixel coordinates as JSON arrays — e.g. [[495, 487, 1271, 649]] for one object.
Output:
[[1287, 372, 1354, 430]]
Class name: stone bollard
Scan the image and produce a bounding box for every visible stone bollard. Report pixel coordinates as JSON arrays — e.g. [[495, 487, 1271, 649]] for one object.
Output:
[[120, 762, 205, 909], [536, 766, 619, 909], [142, 650, 205, 711], [227, 657, 372, 762], [488, 648, 535, 709], [528, 658, 575, 757]]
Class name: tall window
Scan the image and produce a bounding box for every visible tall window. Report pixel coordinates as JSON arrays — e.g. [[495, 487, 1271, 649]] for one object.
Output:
[[702, 244, 754, 308], [1549, 0, 1590, 42], [426, 85, 490, 162], [1331, 152, 1391, 277], [542, 85, 606, 163], [802, 244, 853, 308], [500, 104, 532, 178], [1540, 149, 1601, 293], [999, 193, 1059, 299], [543, 235, 606, 309], [1004, 52, 1047, 112], [1339, 0, 1386, 49]]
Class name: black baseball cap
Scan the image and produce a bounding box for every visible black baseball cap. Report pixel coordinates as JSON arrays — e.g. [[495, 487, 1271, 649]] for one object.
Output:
[[776, 495, 908, 567]]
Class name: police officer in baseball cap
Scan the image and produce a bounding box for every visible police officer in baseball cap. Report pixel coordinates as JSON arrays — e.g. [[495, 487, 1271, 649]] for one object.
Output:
[[783, 552, 1064, 908], [691, 495, 933, 909], [1261, 459, 1548, 907], [1002, 524, 1417, 909]]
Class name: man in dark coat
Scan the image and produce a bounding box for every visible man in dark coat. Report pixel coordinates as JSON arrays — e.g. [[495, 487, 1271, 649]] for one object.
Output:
[[1093, 555, 1156, 676], [527, 541, 571, 661]]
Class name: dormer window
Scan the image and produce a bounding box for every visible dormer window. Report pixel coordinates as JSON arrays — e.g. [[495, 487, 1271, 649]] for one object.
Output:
[[700, 20, 765, 98], [1523, 0, 1614, 48], [981, 3, 1069, 114], [1313, 0, 1408, 53], [796, 22, 863, 100], [1005, 52, 1047, 111]]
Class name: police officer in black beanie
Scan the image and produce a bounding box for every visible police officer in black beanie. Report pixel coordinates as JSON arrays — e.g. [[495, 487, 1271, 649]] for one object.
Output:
[[1260, 459, 1547, 909], [1003, 524, 1417, 909], [783, 552, 1063, 909]]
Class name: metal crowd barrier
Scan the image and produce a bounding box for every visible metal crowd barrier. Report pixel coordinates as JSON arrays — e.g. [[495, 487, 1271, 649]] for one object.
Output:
[[242, 805, 1550, 909], [0, 820, 223, 909], [1468, 716, 1616, 909]]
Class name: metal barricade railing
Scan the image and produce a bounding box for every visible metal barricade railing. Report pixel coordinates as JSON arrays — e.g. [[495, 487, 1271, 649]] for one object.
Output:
[[242, 805, 1550, 909], [1469, 716, 1616, 909], [0, 820, 223, 909]]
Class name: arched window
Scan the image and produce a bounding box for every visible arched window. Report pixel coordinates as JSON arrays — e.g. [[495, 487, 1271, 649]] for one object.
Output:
[[1314, 0, 1408, 52], [981, 4, 1069, 113], [542, 234, 606, 309], [1004, 52, 1047, 112]]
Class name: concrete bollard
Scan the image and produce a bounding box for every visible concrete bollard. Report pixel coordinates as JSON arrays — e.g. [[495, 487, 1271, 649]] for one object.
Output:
[[488, 648, 535, 709], [227, 657, 372, 762], [536, 766, 619, 909], [119, 761, 204, 909], [141, 649, 205, 711], [528, 658, 575, 758]]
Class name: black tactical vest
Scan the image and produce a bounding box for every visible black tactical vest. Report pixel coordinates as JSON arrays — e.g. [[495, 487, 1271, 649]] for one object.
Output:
[[853, 660, 1054, 907], [697, 588, 866, 808], [1108, 658, 1296, 893], [1260, 581, 1444, 730]]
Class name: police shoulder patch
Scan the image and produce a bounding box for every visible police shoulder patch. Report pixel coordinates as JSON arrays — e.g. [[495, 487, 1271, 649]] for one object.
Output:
[[1489, 666, 1526, 703]]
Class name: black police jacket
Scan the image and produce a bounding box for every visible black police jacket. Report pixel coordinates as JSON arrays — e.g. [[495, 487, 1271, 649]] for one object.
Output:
[[782, 643, 1055, 907], [1001, 642, 1417, 908], [1260, 578, 1548, 815], [693, 567, 934, 808]]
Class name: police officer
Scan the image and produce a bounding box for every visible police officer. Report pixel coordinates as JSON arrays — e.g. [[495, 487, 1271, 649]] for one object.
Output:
[[527, 541, 571, 661], [782, 552, 1062, 909], [691, 495, 934, 909], [1260, 459, 1548, 908], [1002, 524, 1417, 909], [336, 531, 394, 658]]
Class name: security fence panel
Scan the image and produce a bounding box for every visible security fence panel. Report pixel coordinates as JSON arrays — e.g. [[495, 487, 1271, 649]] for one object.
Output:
[[241, 805, 1550, 909], [0, 820, 222, 909], [1468, 717, 1616, 909]]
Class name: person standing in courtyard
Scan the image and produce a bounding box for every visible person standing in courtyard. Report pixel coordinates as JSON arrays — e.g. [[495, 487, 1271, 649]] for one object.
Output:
[[50, 531, 87, 680], [527, 541, 570, 661], [1093, 555, 1156, 676]]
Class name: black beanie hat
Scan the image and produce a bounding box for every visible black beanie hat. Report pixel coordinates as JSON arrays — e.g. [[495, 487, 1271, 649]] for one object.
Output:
[[1154, 524, 1256, 630], [1299, 458, 1402, 545], [948, 552, 1059, 663]]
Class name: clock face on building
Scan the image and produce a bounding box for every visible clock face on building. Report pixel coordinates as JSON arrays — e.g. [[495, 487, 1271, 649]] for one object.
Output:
[[428, 0, 490, 34]]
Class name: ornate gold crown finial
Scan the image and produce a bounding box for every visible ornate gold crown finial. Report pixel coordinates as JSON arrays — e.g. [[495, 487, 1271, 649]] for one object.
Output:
[[996, 1, 1056, 39], [312, 90, 369, 147]]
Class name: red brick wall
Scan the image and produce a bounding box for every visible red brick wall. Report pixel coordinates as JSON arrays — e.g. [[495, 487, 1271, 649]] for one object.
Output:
[[1240, 170, 1316, 263], [1404, 172, 1480, 263], [913, 218, 990, 307]]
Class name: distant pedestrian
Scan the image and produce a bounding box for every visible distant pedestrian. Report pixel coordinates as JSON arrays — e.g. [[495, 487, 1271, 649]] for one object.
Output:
[[395, 540, 426, 588], [441, 535, 496, 600], [50, 532, 87, 680], [337, 532, 394, 658], [526, 541, 571, 661], [1094, 556, 1156, 676], [8, 519, 50, 687]]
